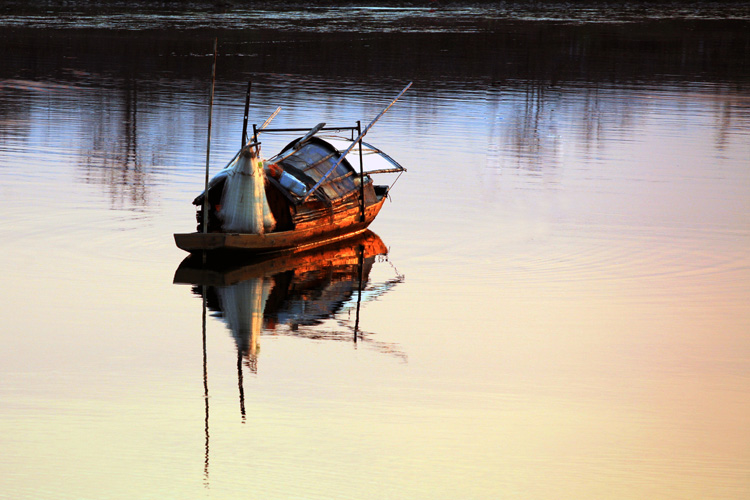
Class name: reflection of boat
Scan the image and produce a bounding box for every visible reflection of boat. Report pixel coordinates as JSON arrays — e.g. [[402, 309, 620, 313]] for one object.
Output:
[[176, 231, 404, 483], [174, 84, 410, 255], [174, 230, 405, 370]]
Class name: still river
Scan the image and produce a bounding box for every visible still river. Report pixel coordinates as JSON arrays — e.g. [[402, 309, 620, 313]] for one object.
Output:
[[1, 3, 749, 499]]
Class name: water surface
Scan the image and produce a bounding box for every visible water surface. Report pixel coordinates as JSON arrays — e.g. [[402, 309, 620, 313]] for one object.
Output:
[[1, 4, 749, 499]]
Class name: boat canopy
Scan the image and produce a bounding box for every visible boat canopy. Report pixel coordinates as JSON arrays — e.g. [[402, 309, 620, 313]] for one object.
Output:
[[322, 137, 405, 175], [272, 136, 405, 201], [195, 134, 407, 207]]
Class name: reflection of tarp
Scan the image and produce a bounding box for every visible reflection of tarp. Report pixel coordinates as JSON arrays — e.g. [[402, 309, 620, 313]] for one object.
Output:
[[215, 277, 272, 356]]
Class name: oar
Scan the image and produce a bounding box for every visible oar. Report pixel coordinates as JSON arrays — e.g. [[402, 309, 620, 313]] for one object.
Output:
[[268, 122, 326, 163], [241, 82, 281, 146], [302, 82, 412, 202], [259, 106, 281, 131]]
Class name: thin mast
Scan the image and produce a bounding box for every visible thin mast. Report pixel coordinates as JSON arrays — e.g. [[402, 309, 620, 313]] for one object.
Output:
[[202, 39, 218, 234], [241, 80, 251, 148]]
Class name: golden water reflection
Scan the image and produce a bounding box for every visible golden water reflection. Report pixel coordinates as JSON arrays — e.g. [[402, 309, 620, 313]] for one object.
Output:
[[173, 231, 405, 485], [175, 230, 405, 368]]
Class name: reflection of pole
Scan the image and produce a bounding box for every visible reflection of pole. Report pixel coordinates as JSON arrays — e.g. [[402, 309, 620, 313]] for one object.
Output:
[[237, 349, 246, 423], [354, 244, 365, 343], [202, 286, 210, 487]]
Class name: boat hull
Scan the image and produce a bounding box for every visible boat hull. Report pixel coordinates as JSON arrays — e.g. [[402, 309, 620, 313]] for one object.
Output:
[[173, 230, 388, 286], [174, 195, 386, 254]]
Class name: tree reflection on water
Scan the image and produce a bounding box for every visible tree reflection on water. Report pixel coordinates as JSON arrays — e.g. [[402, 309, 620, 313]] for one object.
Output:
[[0, 10, 747, 210]]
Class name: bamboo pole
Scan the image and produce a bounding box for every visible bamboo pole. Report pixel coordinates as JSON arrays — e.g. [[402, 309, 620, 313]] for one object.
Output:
[[357, 120, 365, 222], [242, 81, 251, 148], [259, 106, 281, 131], [202, 39, 218, 235]]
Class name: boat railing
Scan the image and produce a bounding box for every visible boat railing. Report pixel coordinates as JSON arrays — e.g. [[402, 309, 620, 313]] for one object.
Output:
[[254, 125, 359, 138]]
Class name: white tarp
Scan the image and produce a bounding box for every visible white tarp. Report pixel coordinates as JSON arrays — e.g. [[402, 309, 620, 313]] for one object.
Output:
[[220, 151, 276, 234]]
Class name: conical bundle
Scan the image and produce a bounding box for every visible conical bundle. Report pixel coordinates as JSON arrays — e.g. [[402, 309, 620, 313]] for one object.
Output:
[[220, 148, 276, 234]]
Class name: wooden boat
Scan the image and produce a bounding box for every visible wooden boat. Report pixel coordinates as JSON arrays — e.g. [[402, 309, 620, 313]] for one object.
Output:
[[174, 84, 410, 255]]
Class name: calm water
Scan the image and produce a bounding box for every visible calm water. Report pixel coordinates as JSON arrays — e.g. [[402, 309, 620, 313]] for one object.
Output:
[[1, 3, 749, 499]]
